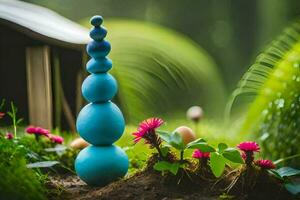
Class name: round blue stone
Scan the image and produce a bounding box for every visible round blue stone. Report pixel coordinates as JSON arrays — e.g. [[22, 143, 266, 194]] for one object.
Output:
[[90, 27, 107, 41], [75, 145, 128, 186], [82, 73, 117, 103], [90, 15, 103, 27], [87, 40, 111, 59], [76, 102, 125, 145], [86, 58, 112, 73]]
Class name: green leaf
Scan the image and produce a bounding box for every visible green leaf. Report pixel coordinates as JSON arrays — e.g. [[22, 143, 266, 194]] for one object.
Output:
[[285, 183, 300, 195], [16, 118, 23, 124], [168, 132, 185, 150], [210, 152, 226, 177], [269, 169, 284, 180], [187, 138, 206, 146], [158, 131, 185, 150], [161, 146, 170, 157], [276, 167, 300, 178], [26, 161, 59, 168], [169, 162, 181, 175], [222, 148, 244, 164], [153, 161, 181, 175], [157, 130, 171, 143], [153, 161, 170, 171], [187, 139, 215, 152], [218, 143, 228, 153], [7, 111, 13, 118]]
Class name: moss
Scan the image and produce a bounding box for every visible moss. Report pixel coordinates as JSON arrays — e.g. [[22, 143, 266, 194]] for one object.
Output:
[[0, 138, 46, 200]]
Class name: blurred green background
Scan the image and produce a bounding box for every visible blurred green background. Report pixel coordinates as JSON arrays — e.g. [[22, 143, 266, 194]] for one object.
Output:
[[22, 0, 300, 91]]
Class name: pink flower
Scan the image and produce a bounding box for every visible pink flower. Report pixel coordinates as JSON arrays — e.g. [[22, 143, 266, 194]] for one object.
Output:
[[192, 149, 210, 159], [5, 132, 13, 140], [237, 141, 260, 152], [0, 112, 5, 119], [132, 117, 164, 143], [48, 134, 64, 144], [255, 159, 276, 169], [26, 126, 50, 136]]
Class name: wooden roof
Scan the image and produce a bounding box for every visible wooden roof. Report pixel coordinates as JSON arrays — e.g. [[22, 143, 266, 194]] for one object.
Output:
[[0, 0, 90, 49]]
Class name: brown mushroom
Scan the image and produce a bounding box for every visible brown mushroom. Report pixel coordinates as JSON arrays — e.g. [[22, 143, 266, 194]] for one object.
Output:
[[174, 126, 196, 144], [70, 137, 89, 149]]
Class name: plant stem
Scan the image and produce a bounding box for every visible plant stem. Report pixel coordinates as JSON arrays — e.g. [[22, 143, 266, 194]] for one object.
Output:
[[194, 121, 200, 134], [180, 150, 184, 162], [155, 145, 164, 159], [274, 153, 300, 164]]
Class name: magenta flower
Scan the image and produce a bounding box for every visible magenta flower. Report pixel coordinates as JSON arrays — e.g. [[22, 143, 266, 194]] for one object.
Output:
[[48, 134, 64, 144], [132, 117, 164, 143], [237, 141, 260, 152], [26, 126, 50, 136], [132, 117, 164, 158], [255, 159, 276, 169], [237, 141, 260, 166], [5, 132, 13, 140], [0, 112, 5, 119], [192, 149, 210, 159]]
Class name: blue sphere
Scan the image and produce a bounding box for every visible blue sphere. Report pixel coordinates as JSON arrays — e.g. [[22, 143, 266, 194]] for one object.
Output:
[[76, 102, 125, 145], [90, 15, 103, 26], [82, 73, 117, 103], [86, 58, 112, 73], [90, 27, 107, 41], [75, 145, 129, 186], [87, 40, 111, 59]]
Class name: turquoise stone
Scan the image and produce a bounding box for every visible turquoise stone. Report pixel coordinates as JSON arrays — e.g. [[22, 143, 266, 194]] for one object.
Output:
[[82, 73, 117, 103], [87, 40, 111, 58], [76, 102, 125, 145], [86, 58, 112, 73], [90, 15, 103, 27], [90, 26, 107, 41], [75, 145, 129, 186]]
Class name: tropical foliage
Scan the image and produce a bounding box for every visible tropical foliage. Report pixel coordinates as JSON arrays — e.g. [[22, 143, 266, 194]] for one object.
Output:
[[82, 19, 226, 122], [227, 19, 300, 165]]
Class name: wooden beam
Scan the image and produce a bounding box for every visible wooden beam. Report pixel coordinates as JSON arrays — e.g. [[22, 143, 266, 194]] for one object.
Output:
[[26, 46, 53, 129]]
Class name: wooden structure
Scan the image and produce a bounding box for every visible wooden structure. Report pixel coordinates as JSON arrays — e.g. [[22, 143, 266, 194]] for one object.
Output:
[[0, 0, 90, 131]]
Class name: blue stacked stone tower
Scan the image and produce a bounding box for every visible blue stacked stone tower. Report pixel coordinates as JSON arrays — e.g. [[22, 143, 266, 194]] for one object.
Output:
[[75, 15, 129, 186]]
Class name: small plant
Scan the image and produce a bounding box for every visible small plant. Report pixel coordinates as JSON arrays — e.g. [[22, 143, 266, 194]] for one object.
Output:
[[132, 117, 164, 159], [7, 102, 23, 138], [0, 99, 5, 119], [132, 117, 243, 177]]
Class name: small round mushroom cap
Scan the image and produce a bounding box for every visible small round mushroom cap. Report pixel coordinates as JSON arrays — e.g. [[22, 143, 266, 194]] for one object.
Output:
[[174, 126, 196, 144], [186, 106, 203, 122], [70, 138, 89, 149], [90, 15, 103, 26]]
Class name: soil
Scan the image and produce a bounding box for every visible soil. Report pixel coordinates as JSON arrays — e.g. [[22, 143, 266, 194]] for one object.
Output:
[[47, 169, 217, 200], [46, 157, 296, 200]]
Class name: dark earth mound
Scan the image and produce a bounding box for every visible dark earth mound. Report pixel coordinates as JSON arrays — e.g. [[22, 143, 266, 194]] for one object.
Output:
[[47, 167, 295, 200]]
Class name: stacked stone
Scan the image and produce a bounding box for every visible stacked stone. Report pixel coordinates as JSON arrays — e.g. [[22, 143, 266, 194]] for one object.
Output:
[[75, 15, 128, 186]]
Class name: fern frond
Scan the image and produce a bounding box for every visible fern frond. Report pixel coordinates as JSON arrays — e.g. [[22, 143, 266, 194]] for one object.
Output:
[[227, 19, 300, 165], [227, 19, 300, 122]]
